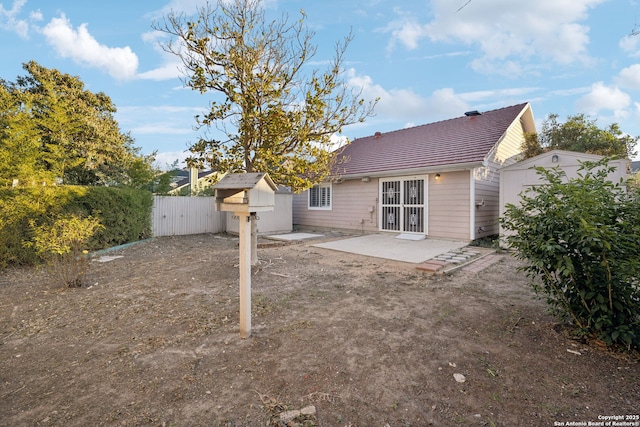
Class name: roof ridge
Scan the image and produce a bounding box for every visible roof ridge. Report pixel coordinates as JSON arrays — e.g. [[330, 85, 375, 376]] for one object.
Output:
[[334, 102, 532, 176], [357, 102, 528, 140]]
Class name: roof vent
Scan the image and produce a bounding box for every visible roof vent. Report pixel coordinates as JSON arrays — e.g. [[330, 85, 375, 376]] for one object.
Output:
[[374, 131, 382, 138], [465, 110, 481, 117]]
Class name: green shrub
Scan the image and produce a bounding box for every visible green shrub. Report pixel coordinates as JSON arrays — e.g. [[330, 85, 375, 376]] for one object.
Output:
[[28, 214, 103, 287], [69, 186, 153, 247], [0, 186, 152, 268], [0, 186, 85, 268], [501, 159, 640, 351]]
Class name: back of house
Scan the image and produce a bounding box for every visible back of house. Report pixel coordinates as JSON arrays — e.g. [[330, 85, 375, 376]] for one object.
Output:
[[293, 102, 536, 241]]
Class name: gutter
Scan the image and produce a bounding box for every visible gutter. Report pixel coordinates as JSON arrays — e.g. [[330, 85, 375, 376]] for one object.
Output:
[[337, 161, 484, 181]]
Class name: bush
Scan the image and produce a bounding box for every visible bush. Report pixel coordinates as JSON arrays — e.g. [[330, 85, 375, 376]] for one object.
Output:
[[0, 186, 152, 268], [69, 186, 153, 247], [28, 214, 103, 287], [0, 186, 85, 268], [501, 159, 640, 351]]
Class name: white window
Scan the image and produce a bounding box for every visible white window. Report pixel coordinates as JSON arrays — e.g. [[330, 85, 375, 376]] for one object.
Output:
[[309, 183, 331, 210]]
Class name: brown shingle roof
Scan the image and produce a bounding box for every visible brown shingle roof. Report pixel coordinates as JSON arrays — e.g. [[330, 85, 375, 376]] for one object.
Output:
[[336, 103, 529, 177]]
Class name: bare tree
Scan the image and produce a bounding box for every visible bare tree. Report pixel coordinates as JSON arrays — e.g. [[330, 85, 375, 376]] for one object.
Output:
[[153, 0, 377, 192]]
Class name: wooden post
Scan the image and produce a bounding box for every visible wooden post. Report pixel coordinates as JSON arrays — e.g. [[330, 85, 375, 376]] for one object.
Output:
[[251, 215, 258, 266], [237, 211, 252, 338]]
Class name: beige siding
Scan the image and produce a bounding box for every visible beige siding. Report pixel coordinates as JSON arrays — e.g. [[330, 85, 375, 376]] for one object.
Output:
[[473, 166, 500, 238], [429, 171, 471, 240], [473, 114, 529, 238], [293, 179, 379, 233], [494, 121, 525, 164]]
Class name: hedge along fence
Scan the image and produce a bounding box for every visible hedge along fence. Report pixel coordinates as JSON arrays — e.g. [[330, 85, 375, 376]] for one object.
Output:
[[0, 186, 153, 269]]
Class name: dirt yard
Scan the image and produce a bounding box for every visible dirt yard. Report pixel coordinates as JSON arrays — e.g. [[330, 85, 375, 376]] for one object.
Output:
[[1, 233, 638, 426]]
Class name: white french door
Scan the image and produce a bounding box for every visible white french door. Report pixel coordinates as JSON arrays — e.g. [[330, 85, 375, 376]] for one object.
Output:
[[380, 176, 427, 233]]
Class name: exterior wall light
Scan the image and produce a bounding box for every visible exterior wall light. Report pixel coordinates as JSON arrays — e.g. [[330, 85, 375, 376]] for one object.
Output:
[[435, 173, 441, 180]]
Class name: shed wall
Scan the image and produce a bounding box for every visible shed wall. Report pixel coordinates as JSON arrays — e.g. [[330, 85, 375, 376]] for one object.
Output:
[[226, 192, 293, 235], [499, 152, 629, 238]]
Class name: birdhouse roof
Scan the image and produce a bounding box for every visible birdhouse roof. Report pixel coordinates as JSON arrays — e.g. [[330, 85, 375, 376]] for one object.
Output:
[[212, 172, 277, 191]]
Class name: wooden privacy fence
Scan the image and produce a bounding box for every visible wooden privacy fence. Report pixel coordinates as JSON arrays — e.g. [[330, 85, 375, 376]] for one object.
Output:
[[152, 193, 293, 237], [152, 196, 225, 237]]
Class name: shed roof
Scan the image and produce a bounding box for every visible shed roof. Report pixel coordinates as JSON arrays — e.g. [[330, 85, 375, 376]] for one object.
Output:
[[335, 103, 532, 177], [500, 149, 630, 172]]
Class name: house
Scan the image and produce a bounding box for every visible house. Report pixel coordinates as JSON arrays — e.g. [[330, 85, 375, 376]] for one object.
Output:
[[499, 150, 630, 238], [293, 102, 536, 241], [168, 168, 218, 195]]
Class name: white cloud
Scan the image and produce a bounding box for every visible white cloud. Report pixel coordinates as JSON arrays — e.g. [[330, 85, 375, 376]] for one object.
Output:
[[138, 62, 183, 81], [29, 10, 42, 22], [141, 30, 165, 44], [138, 30, 184, 81], [550, 86, 591, 97], [150, 0, 250, 20], [0, 0, 29, 38], [458, 87, 541, 103], [347, 68, 541, 125], [132, 123, 193, 135], [617, 64, 640, 90], [42, 14, 139, 81], [347, 69, 430, 122], [118, 104, 202, 117], [384, 18, 428, 52], [620, 34, 640, 57], [575, 82, 631, 120], [154, 151, 189, 170], [383, 0, 605, 75], [150, 0, 209, 19], [116, 105, 202, 138]]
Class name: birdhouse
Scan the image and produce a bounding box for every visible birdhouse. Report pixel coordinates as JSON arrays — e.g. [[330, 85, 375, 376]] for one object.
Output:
[[212, 172, 277, 213]]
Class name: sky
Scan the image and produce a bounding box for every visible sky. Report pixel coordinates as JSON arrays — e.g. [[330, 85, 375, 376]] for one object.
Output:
[[1, 0, 640, 168]]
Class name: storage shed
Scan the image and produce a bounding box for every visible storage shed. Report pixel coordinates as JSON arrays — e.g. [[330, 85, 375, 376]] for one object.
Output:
[[499, 150, 630, 237]]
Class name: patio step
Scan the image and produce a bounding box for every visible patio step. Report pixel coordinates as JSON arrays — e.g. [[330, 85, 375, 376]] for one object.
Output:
[[415, 259, 449, 272], [416, 248, 486, 273]]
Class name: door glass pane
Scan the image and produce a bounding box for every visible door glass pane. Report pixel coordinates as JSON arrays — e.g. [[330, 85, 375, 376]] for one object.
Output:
[[382, 206, 400, 231], [382, 181, 400, 205], [404, 206, 424, 233], [404, 179, 423, 205]]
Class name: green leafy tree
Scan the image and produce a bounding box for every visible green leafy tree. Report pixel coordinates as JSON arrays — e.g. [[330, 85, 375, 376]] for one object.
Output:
[[501, 159, 640, 350], [521, 113, 638, 160], [0, 61, 155, 187], [628, 170, 640, 193], [154, 0, 376, 192], [0, 78, 48, 185]]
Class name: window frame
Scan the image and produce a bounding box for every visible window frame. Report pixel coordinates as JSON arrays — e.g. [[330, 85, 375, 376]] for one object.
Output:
[[308, 183, 332, 210]]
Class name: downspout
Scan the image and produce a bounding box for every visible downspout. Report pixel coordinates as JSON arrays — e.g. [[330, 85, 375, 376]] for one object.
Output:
[[469, 169, 476, 241]]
